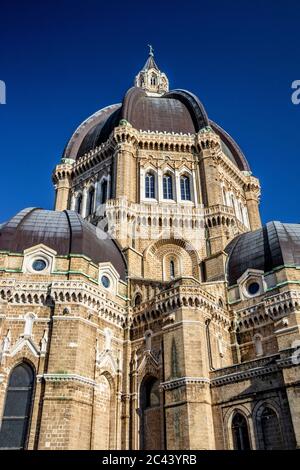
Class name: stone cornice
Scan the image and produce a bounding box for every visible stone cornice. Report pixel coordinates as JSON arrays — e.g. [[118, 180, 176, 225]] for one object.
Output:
[[211, 353, 300, 387], [211, 363, 279, 387], [0, 278, 127, 327], [38, 373, 96, 387], [160, 376, 210, 390]]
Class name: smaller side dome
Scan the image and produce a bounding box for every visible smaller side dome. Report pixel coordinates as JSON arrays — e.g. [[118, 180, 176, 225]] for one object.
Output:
[[225, 221, 300, 286], [0, 208, 127, 280]]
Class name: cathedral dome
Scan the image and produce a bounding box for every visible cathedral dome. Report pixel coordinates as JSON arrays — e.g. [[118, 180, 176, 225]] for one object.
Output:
[[225, 221, 300, 286], [0, 208, 127, 280], [63, 52, 250, 172]]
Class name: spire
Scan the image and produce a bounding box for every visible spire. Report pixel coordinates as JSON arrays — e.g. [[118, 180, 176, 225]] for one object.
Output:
[[134, 46, 169, 94], [141, 45, 159, 72]]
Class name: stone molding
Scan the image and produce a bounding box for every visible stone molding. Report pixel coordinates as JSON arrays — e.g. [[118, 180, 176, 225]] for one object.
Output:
[[160, 376, 210, 390], [37, 373, 96, 387]]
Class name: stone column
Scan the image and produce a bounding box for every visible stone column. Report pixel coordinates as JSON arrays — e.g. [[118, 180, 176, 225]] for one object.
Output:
[[199, 150, 222, 207], [244, 176, 262, 230], [175, 170, 181, 202], [162, 301, 216, 450], [81, 188, 88, 218], [70, 194, 76, 211], [192, 169, 198, 207], [52, 160, 74, 211], [275, 312, 300, 448], [114, 126, 137, 203], [157, 169, 163, 202]]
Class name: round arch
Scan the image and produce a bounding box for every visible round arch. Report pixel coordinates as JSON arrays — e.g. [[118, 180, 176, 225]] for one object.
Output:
[[0, 361, 36, 450]]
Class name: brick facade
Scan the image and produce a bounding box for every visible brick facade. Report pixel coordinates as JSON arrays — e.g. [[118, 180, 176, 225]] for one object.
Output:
[[0, 53, 299, 450]]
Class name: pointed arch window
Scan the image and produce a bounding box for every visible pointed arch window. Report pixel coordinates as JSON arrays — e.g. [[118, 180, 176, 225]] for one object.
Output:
[[134, 293, 142, 307], [163, 174, 173, 199], [232, 412, 251, 450], [0, 363, 35, 450], [77, 194, 82, 214], [180, 175, 191, 201], [140, 376, 161, 449], [101, 180, 108, 204], [260, 407, 283, 450], [145, 172, 155, 199], [170, 259, 175, 279], [87, 187, 95, 216], [150, 73, 157, 86]]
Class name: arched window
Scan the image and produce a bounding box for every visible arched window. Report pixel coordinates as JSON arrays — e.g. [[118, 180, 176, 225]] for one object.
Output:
[[77, 194, 82, 214], [150, 73, 157, 86], [180, 175, 191, 201], [145, 172, 155, 199], [87, 187, 95, 216], [170, 259, 175, 279], [140, 376, 161, 449], [134, 293, 142, 307], [260, 407, 283, 450], [163, 174, 173, 199], [0, 363, 35, 450], [232, 412, 251, 450], [100, 180, 108, 204]]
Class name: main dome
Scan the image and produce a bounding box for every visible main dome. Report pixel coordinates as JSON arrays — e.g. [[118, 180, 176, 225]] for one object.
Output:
[[63, 53, 250, 172]]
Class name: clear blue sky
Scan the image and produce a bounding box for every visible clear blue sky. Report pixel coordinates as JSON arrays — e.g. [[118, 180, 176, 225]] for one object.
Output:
[[0, 0, 299, 224]]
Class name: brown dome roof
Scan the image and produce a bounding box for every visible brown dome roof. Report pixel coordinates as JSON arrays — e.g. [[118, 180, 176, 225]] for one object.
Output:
[[225, 221, 300, 286], [63, 87, 250, 171], [0, 208, 127, 280]]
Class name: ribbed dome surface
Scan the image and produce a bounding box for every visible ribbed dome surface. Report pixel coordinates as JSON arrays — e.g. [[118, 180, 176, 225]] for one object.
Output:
[[225, 221, 300, 285], [0, 208, 127, 280], [64, 86, 250, 171]]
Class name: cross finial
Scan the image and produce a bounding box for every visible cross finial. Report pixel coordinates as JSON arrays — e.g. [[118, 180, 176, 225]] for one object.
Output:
[[148, 44, 154, 56]]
